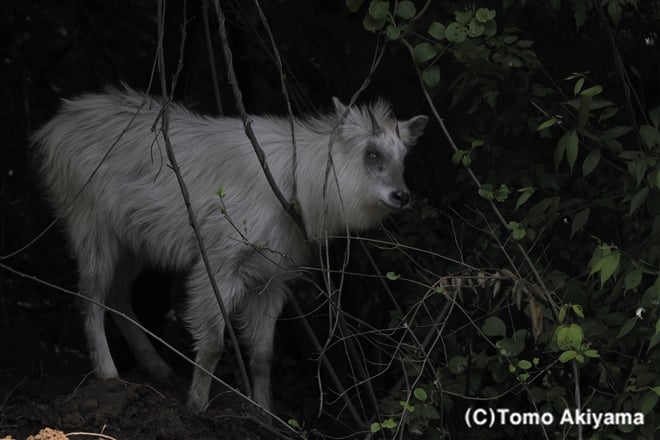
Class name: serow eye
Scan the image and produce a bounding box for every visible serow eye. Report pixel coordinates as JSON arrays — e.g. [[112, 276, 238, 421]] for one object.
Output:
[[366, 149, 380, 161]]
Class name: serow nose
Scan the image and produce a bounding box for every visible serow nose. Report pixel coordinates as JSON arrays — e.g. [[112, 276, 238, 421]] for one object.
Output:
[[390, 190, 411, 208]]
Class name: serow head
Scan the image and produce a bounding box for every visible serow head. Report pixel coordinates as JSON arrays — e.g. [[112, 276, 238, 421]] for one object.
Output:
[[332, 97, 429, 226]]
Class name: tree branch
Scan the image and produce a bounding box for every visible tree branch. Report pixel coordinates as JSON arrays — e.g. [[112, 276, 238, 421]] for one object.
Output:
[[155, 0, 252, 404], [212, 0, 305, 234]]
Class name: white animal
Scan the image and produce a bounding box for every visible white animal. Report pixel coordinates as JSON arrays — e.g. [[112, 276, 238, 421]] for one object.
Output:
[[32, 87, 428, 411]]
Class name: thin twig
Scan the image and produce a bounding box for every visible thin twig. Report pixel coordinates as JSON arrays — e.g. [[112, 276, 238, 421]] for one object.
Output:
[[314, 36, 390, 429], [290, 298, 365, 426], [573, 360, 583, 440], [253, 0, 299, 207], [155, 0, 252, 401], [212, 0, 305, 234], [66, 432, 119, 440], [201, 0, 223, 115]]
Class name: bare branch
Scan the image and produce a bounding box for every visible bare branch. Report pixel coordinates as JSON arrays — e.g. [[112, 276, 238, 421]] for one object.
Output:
[[212, 0, 305, 234], [201, 0, 224, 115], [154, 0, 252, 404]]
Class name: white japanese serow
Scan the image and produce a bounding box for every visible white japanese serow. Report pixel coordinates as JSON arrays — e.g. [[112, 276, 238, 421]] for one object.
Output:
[[32, 87, 428, 412]]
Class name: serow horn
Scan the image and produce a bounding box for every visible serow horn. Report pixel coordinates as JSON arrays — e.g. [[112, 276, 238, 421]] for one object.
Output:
[[368, 107, 382, 136]]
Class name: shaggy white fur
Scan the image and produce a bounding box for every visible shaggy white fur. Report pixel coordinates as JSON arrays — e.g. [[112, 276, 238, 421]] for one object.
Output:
[[32, 87, 428, 411]]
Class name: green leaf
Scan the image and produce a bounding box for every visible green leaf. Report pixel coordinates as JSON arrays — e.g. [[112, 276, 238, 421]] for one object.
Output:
[[502, 34, 518, 45], [394, 0, 415, 18], [385, 24, 400, 39], [494, 184, 510, 202], [483, 19, 497, 37], [467, 19, 485, 37], [345, 0, 365, 13], [517, 372, 530, 381], [288, 418, 301, 429], [603, 125, 632, 139], [368, 0, 389, 19], [413, 388, 428, 401], [422, 65, 440, 87], [363, 14, 386, 31], [651, 333, 660, 352], [554, 137, 566, 170], [607, 0, 622, 24], [381, 419, 397, 429], [370, 422, 381, 433], [580, 85, 603, 97], [515, 187, 535, 210], [558, 306, 567, 323], [582, 148, 601, 177], [399, 400, 415, 412], [448, 355, 467, 373], [571, 304, 585, 318], [573, 1, 590, 28], [555, 131, 578, 171], [577, 95, 592, 130], [451, 150, 464, 165], [589, 247, 619, 282], [428, 22, 445, 40], [642, 276, 660, 308], [599, 252, 620, 286], [537, 117, 557, 131], [617, 317, 637, 339], [475, 8, 496, 22], [413, 42, 437, 63], [640, 391, 659, 415], [570, 208, 590, 238], [584, 349, 600, 358], [649, 168, 660, 190], [573, 77, 585, 95], [559, 350, 577, 362], [624, 267, 643, 292], [640, 125, 660, 148], [564, 130, 579, 174], [478, 183, 494, 200], [445, 22, 468, 43], [630, 186, 649, 216], [599, 106, 618, 122], [555, 324, 584, 350], [517, 359, 532, 370], [652, 385, 660, 396], [482, 316, 507, 337], [386, 271, 400, 280], [454, 10, 473, 24], [511, 225, 526, 240], [650, 106, 660, 130]]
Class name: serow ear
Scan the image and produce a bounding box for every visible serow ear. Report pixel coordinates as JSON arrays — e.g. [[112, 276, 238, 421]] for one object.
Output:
[[399, 115, 429, 147], [332, 96, 349, 117]]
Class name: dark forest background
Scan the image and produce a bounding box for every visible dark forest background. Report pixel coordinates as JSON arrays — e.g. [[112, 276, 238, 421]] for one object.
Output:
[[1, 1, 660, 439]]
